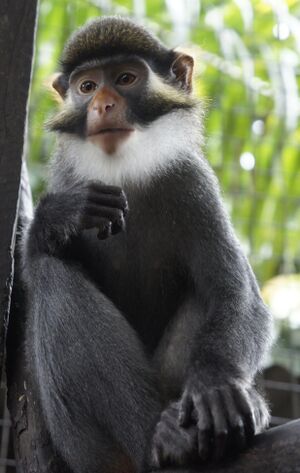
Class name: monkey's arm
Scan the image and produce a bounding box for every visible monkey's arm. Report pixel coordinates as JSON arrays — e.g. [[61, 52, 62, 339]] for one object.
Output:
[[151, 160, 272, 467], [178, 162, 272, 458], [152, 251, 271, 467], [25, 182, 128, 258]]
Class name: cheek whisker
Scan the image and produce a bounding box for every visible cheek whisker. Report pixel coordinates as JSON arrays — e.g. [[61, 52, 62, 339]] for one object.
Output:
[[45, 103, 88, 136]]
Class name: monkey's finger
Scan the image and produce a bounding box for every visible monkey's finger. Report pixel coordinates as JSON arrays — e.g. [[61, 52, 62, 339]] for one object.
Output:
[[86, 204, 125, 228], [97, 221, 112, 240], [209, 390, 229, 460], [232, 386, 255, 442], [178, 392, 193, 427], [247, 387, 270, 434], [151, 425, 175, 468], [222, 387, 246, 452], [194, 395, 212, 462], [88, 182, 126, 197], [88, 190, 129, 214], [111, 214, 126, 234], [150, 443, 164, 469], [81, 215, 109, 230]]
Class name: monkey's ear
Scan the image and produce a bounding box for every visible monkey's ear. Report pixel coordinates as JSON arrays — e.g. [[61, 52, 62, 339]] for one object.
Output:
[[52, 73, 69, 99], [171, 53, 194, 93]]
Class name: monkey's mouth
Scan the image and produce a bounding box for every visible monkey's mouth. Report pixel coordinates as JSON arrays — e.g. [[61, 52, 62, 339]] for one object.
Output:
[[88, 128, 134, 136], [87, 127, 134, 154]]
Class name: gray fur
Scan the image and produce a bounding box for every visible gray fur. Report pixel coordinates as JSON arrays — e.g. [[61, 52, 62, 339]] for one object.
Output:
[[23, 16, 272, 473]]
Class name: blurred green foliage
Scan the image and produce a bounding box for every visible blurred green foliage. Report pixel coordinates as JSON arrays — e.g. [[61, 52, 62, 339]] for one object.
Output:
[[28, 0, 300, 285]]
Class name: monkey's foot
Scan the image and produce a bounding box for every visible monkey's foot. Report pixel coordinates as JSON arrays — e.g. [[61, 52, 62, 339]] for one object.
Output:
[[150, 402, 198, 469]]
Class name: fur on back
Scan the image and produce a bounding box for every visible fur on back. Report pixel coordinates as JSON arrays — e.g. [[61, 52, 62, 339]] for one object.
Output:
[[52, 109, 203, 188]]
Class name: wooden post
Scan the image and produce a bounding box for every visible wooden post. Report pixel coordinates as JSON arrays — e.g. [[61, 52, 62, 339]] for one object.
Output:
[[0, 0, 38, 375], [0, 1, 66, 471]]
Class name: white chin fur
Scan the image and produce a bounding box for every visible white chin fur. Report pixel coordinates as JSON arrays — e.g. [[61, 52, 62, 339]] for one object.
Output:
[[58, 109, 202, 186]]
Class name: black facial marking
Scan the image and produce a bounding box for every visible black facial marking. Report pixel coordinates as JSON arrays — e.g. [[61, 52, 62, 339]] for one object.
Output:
[[46, 103, 88, 136], [125, 89, 196, 126]]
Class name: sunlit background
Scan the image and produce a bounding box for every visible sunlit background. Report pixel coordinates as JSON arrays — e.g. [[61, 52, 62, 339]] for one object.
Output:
[[1, 4, 294, 466]]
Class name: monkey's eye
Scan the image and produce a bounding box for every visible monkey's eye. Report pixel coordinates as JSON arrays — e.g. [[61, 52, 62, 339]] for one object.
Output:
[[116, 73, 137, 86], [79, 80, 98, 94]]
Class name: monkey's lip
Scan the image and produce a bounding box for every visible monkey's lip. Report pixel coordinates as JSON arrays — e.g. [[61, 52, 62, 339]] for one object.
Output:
[[88, 128, 134, 137]]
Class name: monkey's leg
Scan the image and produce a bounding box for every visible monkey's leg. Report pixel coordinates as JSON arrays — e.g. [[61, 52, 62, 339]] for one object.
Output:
[[26, 256, 161, 473]]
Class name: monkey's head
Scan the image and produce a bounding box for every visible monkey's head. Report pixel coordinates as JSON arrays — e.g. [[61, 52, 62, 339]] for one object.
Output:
[[48, 17, 197, 157]]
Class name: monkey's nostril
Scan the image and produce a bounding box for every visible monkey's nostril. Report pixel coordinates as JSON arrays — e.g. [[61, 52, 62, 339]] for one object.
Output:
[[105, 103, 115, 112]]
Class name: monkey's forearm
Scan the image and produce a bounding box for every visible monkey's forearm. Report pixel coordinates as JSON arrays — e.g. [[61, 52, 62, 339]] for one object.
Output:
[[190, 277, 271, 382], [207, 296, 268, 374], [183, 197, 271, 379]]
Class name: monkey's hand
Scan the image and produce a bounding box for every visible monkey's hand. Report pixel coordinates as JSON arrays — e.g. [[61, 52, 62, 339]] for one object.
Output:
[[150, 402, 198, 469], [29, 182, 128, 255], [178, 375, 270, 462]]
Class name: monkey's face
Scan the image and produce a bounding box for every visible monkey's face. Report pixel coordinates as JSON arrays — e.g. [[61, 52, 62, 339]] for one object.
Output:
[[49, 53, 196, 156], [68, 57, 149, 154]]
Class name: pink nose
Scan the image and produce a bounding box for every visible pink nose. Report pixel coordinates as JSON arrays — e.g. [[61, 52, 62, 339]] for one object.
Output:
[[89, 87, 119, 115], [92, 102, 115, 113]]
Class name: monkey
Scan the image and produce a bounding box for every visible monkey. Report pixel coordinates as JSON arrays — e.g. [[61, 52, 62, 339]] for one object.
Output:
[[22, 16, 272, 473]]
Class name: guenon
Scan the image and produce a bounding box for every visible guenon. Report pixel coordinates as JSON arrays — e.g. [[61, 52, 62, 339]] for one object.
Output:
[[23, 16, 272, 473]]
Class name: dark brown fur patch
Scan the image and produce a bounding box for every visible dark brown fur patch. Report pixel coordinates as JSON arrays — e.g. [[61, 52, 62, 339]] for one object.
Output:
[[60, 16, 175, 76]]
